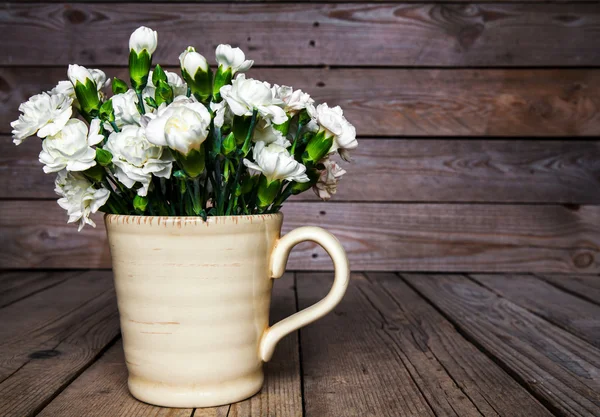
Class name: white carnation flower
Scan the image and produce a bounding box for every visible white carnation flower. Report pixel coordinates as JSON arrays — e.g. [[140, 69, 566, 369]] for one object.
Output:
[[111, 90, 144, 128], [179, 47, 209, 78], [307, 103, 357, 161], [209, 100, 231, 129], [129, 26, 158, 55], [253, 118, 290, 147], [11, 92, 73, 144], [313, 158, 346, 201], [104, 125, 173, 196], [55, 170, 110, 231], [215, 44, 253, 74], [38, 119, 100, 173], [243, 141, 309, 183], [220, 74, 287, 125], [272, 84, 314, 115], [144, 69, 188, 98], [145, 96, 211, 155]]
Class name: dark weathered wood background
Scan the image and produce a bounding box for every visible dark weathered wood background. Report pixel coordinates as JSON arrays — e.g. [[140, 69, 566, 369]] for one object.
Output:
[[1, 1, 599, 272]]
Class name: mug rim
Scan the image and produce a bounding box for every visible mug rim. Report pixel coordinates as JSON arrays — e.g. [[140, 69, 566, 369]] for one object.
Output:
[[104, 212, 284, 227]]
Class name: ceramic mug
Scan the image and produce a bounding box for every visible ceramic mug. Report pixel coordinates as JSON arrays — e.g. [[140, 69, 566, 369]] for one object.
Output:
[[105, 213, 349, 408]]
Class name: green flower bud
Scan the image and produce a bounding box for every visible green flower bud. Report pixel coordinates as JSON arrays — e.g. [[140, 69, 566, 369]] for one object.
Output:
[[96, 148, 113, 167], [222, 132, 236, 156], [180, 47, 213, 103], [232, 115, 252, 145], [290, 168, 319, 195], [144, 97, 158, 109], [129, 49, 152, 93], [176, 145, 206, 178], [212, 65, 232, 101], [302, 130, 333, 165], [133, 195, 149, 213], [273, 119, 291, 136], [154, 79, 173, 106], [112, 77, 128, 95], [257, 176, 282, 209], [152, 64, 168, 86], [83, 164, 105, 183], [99, 99, 115, 122]]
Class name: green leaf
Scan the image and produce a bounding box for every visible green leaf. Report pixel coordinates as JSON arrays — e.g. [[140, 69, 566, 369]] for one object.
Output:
[[112, 77, 128, 95], [173, 170, 187, 179], [96, 148, 113, 166]]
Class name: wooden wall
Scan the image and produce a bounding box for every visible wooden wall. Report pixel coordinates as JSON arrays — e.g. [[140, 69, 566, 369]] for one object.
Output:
[[1, 1, 599, 272]]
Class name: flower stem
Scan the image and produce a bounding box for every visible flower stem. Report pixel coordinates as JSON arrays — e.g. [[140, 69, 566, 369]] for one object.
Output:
[[136, 92, 146, 115]]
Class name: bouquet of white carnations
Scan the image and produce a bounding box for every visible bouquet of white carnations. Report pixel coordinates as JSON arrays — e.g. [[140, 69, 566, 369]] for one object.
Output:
[[11, 26, 357, 230]]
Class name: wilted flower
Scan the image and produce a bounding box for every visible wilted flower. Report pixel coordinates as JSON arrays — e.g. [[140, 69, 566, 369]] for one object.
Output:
[[104, 125, 173, 196], [129, 26, 158, 55], [145, 96, 211, 155], [244, 141, 309, 183], [38, 119, 101, 173], [313, 158, 346, 200], [11, 92, 73, 144], [215, 44, 253, 75], [221, 74, 287, 125], [308, 103, 357, 161], [55, 170, 110, 231]]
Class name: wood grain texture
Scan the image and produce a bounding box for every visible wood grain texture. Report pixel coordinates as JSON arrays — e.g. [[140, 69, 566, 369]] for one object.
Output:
[[37, 341, 192, 417], [0, 270, 83, 309], [2, 200, 599, 272], [3, 67, 600, 137], [536, 274, 600, 306], [403, 273, 600, 416], [296, 272, 436, 417], [1, 3, 599, 67], [0, 271, 119, 417], [38, 275, 301, 417], [470, 273, 600, 349], [5, 137, 600, 203], [296, 271, 552, 416]]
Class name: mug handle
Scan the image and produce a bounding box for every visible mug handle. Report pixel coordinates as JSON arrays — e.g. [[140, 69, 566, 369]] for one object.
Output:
[[259, 226, 350, 362]]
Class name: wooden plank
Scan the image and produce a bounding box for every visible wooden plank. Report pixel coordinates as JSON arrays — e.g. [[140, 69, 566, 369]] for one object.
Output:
[[3, 67, 600, 137], [2, 200, 600, 273], [0, 270, 120, 417], [403, 273, 600, 416], [12, 203, 600, 272], [37, 341, 192, 417], [470, 274, 600, 349], [535, 274, 600, 306], [4, 137, 600, 203], [296, 272, 435, 416], [1, 4, 599, 67], [14, 0, 599, 3], [38, 275, 301, 417], [296, 272, 552, 416], [0, 270, 83, 309]]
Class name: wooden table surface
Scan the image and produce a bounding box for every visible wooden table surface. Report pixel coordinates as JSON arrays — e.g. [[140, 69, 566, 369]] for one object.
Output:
[[1, 271, 599, 417]]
